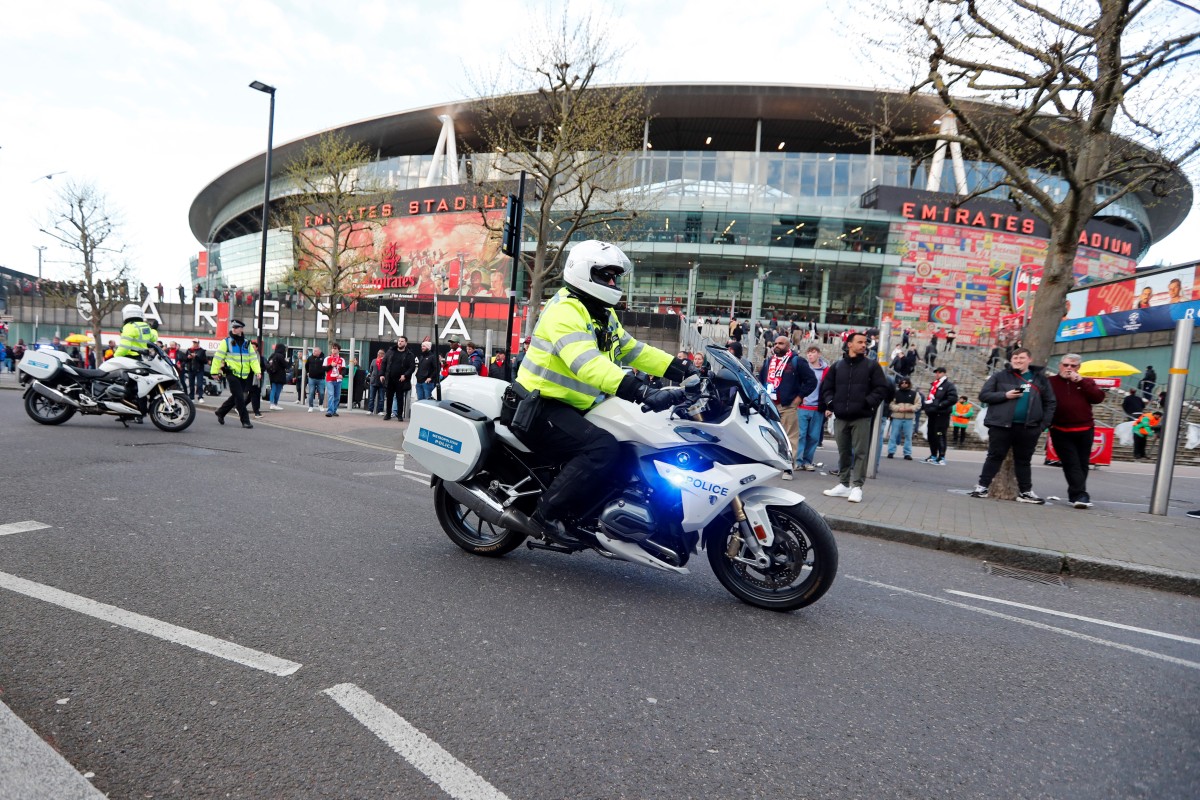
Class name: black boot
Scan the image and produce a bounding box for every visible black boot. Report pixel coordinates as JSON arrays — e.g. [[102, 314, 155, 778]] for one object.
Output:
[[531, 508, 582, 547]]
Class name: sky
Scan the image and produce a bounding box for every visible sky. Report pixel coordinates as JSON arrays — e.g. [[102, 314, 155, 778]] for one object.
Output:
[[1, 0, 1197, 292]]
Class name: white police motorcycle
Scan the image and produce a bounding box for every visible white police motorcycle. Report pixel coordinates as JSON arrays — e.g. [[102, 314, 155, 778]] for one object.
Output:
[[18, 341, 195, 432], [403, 344, 837, 611]]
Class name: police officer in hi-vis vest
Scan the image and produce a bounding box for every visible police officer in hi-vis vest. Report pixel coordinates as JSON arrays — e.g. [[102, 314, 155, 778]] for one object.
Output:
[[209, 319, 261, 429], [512, 240, 694, 545]]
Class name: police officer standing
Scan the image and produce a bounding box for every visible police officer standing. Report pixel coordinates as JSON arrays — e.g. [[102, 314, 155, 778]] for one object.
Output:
[[513, 240, 692, 544], [210, 320, 261, 429]]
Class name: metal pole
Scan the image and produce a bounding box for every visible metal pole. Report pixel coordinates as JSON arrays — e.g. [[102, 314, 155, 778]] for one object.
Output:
[[34, 246, 46, 280], [501, 171, 526, 383], [250, 81, 277, 340], [1149, 318, 1193, 515], [867, 319, 892, 479]]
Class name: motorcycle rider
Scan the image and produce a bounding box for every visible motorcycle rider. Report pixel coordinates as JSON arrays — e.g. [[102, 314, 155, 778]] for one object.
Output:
[[209, 319, 261, 429], [513, 240, 693, 545], [114, 304, 158, 358]]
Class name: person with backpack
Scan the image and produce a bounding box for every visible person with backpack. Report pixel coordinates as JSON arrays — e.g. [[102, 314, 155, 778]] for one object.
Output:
[[265, 343, 289, 410], [758, 335, 817, 480], [466, 341, 486, 376]]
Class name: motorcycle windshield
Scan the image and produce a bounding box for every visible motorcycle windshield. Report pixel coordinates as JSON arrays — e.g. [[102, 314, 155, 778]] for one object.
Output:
[[703, 345, 779, 422]]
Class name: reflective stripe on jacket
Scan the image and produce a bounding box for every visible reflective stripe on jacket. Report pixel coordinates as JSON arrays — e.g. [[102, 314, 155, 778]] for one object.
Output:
[[210, 337, 261, 379], [114, 321, 158, 358], [516, 287, 672, 410]]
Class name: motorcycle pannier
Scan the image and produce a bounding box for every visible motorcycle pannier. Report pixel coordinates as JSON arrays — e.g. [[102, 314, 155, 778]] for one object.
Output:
[[403, 400, 491, 482], [19, 349, 69, 380]]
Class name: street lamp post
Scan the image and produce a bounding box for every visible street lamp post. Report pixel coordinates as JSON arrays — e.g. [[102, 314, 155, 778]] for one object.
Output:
[[249, 80, 276, 342], [33, 245, 46, 280]]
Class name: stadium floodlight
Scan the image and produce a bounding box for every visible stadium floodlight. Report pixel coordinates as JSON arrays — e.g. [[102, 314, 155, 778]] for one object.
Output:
[[249, 81, 276, 342]]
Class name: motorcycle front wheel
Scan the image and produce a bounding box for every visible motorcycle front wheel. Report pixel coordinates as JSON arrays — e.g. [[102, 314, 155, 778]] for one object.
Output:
[[25, 389, 76, 425], [148, 392, 195, 432], [707, 501, 837, 612], [434, 482, 527, 557]]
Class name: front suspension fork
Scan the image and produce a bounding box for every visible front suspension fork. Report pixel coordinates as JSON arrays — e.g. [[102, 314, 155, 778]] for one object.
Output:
[[727, 496, 770, 568]]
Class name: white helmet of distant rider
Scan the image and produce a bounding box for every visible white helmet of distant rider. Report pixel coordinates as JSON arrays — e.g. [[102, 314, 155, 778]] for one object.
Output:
[[122, 303, 143, 322], [562, 240, 631, 308]]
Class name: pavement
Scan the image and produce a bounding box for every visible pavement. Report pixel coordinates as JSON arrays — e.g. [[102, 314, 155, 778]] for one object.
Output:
[[2, 375, 1199, 795]]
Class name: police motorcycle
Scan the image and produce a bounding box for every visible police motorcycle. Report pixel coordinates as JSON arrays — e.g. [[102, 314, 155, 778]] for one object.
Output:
[[403, 344, 837, 612], [18, 341, 196, 432]]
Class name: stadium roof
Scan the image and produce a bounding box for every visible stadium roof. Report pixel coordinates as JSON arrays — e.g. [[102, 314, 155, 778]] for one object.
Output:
[[190, 83, 1192, 247]]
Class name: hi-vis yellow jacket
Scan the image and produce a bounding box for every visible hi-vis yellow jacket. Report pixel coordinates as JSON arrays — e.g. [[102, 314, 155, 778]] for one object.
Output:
[[210, 337, 262, 380], [114, 321, 158, 358], [516, 288, 672, 410]]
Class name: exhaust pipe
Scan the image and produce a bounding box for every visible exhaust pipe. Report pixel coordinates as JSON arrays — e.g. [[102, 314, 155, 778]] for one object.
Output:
[[32, 382, 81, 408], [441, 480, 543, 537]]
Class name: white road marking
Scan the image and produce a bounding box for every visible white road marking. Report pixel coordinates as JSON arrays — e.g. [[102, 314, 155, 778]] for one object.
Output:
[[846, 576, 1200, 671], [945, 590, 1200, 646], [0, 520, 51, 537], [323, 683, 509, 800], [396, 454, 431, 479], [0, 571, 301, 677]]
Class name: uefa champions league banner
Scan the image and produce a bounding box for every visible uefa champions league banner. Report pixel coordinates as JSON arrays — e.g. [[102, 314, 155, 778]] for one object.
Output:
[[1057, 299, 1200, 342]]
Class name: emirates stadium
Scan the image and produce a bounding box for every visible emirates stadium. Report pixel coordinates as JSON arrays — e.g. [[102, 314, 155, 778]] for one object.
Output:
[[188, 83, 1192, 347]]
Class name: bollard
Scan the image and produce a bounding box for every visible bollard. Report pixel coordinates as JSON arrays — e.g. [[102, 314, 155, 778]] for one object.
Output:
[[1149, 318, 1192, 515]]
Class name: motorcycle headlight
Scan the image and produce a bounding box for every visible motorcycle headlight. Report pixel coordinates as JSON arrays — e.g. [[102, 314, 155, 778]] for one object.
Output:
[[759, 422, 792, 463]]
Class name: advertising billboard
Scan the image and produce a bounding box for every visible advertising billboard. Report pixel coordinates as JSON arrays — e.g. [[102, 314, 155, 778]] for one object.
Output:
[[881, 220, 1135, 346], [297, 183, 513, 302], [1056, 262, 1200, 341]]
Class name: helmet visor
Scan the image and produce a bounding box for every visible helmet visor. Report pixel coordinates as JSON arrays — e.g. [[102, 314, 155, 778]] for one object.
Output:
[[591, 265, 625, 287]]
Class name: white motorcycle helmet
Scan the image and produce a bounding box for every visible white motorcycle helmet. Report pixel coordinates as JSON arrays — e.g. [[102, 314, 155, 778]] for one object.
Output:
[[122, 303, 143, 322], [563, 240, 631, 307]]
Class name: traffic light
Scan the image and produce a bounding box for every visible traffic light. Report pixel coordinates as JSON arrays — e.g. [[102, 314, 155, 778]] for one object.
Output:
[[501, 193, 522, 257]]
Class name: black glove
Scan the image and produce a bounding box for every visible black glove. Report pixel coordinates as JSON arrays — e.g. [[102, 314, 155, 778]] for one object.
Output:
[[638, 383, 688, 412], [662, 356, 698, 384]]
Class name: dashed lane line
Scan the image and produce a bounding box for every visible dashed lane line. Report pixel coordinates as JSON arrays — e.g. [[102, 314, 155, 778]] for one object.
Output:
[[846, 575, 1200, 671], [0, 571, 302, 677], [0, 521, 51, 537], [323, 683, 510, 800]]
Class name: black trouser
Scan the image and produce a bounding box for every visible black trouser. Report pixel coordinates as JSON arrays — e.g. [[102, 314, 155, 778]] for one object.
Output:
[[1050, 427, 1093, 502], [384, 376, 409, 419], [1133, 433, 1149, 459], [217, 374, 252, 424], [927, 412, 950, 459], [952, 425, 967, 446], [249, 379, 261, 413], [978, 425, 1042, 492], [514, 398, 619, 520]]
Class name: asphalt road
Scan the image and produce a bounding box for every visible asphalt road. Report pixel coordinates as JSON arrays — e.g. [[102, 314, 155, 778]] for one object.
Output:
[[1, 395, 1198, 799]]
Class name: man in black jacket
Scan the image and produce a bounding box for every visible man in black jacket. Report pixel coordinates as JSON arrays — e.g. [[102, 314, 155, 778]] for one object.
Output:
[[382, 336, 415, 420], [414, 337, 440, 400], [758, 336, 817, 480], [820, 331, 891, 503], [304, 347, 325, 412], [921, 366, 958, 465], [969, 347, 1057, 504]]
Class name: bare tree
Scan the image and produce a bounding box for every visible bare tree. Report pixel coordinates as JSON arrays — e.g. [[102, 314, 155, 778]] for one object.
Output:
[[39, 181, 132, 359], [468, 7, 651, 314], [862, 0, 1199, 498], [867, 0, 1199, 359], [276, 132, 384, 347]]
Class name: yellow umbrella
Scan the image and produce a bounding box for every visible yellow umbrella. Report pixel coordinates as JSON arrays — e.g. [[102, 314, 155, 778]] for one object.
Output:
[[63, 333, 91, 344], [1077, 359, 1140, 378]]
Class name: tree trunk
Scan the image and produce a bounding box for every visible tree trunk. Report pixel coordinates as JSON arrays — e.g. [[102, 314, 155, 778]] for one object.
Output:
[[988, 449, 1019, 501]]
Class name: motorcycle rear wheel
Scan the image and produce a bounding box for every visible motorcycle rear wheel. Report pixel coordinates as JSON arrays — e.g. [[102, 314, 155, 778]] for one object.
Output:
[[434, 482, 527, 557], [148, 393, 196, 432], [707, 501, 837, 612], [24, 390, 76, 425]]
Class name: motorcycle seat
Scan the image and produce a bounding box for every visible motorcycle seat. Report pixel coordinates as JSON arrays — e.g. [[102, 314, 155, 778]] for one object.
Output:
[[73, 368, 113, 379]]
